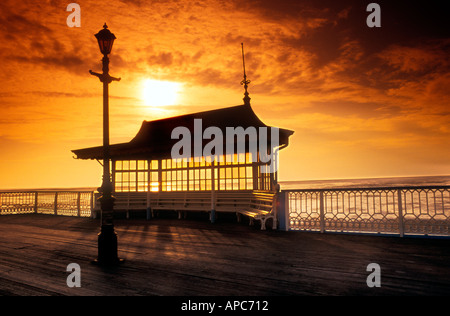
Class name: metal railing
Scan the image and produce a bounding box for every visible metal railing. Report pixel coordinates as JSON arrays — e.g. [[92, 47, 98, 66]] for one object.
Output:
[[280, 186, 450, 237], [0, 191, 94, 217]]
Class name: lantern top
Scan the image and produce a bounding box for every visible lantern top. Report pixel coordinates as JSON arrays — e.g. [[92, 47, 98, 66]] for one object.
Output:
[[94, 23, 116, 55]]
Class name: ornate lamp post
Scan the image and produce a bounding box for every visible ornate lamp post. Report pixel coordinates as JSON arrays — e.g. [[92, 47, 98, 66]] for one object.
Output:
[[89, 23, 122, 265]]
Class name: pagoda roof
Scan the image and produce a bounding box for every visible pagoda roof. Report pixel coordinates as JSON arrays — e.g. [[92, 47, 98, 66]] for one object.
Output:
[[72, 104, 294, 160]]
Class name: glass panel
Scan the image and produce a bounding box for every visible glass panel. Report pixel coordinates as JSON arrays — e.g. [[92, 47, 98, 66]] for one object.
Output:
[[239, 167, 246, 178], [233, 167, 239, 178], [246, 167, 252, 179], [246, 152, 253, 163], [233, 154, 239, 165], [150, 182, 159, 192]]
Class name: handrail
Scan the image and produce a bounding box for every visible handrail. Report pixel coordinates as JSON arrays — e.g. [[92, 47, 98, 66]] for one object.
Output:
[[281, 186, 450, 236], [282, 185, 450, 192], [0, 191, 94, 217]]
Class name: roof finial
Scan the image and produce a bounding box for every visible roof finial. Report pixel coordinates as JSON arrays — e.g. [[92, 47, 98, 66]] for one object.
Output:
[[240, 43, 251, 106]]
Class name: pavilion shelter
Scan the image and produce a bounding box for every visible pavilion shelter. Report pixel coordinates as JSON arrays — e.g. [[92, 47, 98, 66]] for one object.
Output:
[[72, 103, 294, 229]]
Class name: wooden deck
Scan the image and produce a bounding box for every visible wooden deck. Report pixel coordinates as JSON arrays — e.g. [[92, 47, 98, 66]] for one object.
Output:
[[0, 213, 449, 296]]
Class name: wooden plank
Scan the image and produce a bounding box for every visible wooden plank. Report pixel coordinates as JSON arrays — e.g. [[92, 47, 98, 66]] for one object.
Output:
[[0, 214, 449, 296]]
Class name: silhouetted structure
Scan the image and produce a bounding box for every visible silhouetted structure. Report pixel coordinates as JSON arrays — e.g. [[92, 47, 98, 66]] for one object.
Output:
[[73, 46, 294, 228]]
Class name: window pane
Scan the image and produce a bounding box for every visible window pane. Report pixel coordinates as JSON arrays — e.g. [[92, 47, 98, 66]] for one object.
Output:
[[246, 152, 253, 163], [233, 167, 239, 178], [246, 167, 253, 179], [239, 167, 246, 178]]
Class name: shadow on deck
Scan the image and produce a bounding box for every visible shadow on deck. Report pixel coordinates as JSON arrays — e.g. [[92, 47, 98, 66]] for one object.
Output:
[[0, 214, 449, 296]]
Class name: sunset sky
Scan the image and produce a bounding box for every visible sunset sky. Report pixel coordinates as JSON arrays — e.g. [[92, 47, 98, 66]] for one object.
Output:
[[0, 0, 449, 189]]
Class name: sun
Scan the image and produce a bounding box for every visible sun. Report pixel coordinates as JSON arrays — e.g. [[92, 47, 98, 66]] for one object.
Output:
[[141, 79, 183, 107]]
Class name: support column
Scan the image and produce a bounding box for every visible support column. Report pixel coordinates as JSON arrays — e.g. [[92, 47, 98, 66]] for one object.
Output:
[[210, 158, 216, 223]]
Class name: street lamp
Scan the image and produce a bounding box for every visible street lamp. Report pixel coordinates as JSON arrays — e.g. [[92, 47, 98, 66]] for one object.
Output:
[[89, 23, 122, 265]]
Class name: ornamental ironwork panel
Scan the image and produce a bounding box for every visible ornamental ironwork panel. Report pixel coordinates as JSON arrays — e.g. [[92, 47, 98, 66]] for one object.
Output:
[[287, 186, 450, 236]]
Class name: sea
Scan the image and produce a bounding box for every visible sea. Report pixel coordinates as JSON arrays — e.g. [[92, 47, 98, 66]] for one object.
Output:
[[1, 175, 449, 193], [278, 175, 450, 190]]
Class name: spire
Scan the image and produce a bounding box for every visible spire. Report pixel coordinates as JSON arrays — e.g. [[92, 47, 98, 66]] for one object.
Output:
[[240, 43, 251, 106]]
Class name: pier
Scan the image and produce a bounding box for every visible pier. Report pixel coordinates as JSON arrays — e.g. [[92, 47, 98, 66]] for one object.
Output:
[[0, 214, 449, 296]]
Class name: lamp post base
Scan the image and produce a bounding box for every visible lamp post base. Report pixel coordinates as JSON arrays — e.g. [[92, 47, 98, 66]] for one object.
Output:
[[92, 224, 124, 266]]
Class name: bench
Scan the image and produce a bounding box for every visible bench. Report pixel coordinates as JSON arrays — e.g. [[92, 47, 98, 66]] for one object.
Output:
[[236, 191, 277, 230], [93, 190, 278, 229]]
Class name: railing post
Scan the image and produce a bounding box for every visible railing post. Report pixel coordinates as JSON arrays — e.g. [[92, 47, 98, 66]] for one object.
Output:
[[320, 191, 325, 233], [285, 191, 290, 231], [53, 192, 58, 215], [276, 191, 290, 231], [397, 189, 404, 237], [34, 192, 39, 214], [90, 191, 95, 219], [77, 192, 81, 217]]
